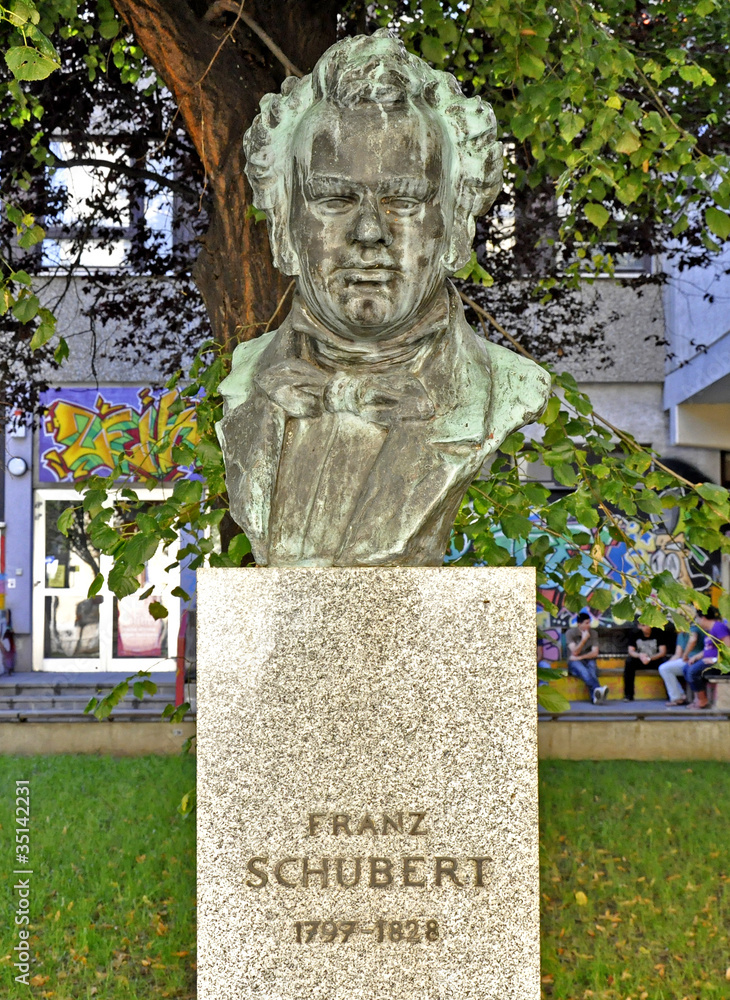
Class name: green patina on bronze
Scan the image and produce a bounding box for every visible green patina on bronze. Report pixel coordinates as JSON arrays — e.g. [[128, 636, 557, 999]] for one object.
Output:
[[218, 30, 550, 566]]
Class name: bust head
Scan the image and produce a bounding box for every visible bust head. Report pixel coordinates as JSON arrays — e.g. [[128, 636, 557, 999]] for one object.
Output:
[[243, 31, 502, 341]]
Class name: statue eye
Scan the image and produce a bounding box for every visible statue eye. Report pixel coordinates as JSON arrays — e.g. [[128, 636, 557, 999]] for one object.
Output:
[[382, 197, 421, 213], [317, 196, 356, 212]]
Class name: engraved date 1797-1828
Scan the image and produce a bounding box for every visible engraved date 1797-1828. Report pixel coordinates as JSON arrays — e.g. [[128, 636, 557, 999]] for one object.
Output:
[[294, 919, 440, 944]]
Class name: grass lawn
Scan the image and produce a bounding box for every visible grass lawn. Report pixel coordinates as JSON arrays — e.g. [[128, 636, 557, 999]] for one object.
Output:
[[0, 755, 196, 999], [1, 756, 728, 999], [540, 760, 730, 1000]]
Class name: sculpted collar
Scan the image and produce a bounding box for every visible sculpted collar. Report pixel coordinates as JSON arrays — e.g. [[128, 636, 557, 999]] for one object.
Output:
[[289, 290, 451, 373]]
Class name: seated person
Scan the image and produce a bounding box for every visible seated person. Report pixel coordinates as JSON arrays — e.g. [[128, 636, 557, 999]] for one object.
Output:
[[684, 606, 730, 709], [623, 622, 669, 701], [565, 613, 608, 704], [658, 620, 701, 706]]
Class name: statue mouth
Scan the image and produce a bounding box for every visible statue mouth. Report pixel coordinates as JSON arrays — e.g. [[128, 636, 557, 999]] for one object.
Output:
[[338, 267, 399, 287]]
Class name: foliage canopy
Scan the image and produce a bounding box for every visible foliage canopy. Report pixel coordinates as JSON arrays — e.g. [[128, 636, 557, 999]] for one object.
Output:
[[1, 1, 729, 708]]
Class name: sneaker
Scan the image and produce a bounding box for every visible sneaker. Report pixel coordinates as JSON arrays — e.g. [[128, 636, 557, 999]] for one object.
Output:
[[598, 685, 609, 703], [592, 688, 601, 705]]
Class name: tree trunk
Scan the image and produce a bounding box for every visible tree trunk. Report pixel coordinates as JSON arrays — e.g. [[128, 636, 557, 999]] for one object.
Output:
[[110, 0, 340, 351]]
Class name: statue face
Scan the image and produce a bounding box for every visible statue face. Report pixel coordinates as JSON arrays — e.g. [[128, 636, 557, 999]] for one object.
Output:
[[290, 102, 449, 341]]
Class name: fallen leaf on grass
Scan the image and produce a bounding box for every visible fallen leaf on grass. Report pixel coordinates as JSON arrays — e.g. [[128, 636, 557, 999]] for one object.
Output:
[[30, 975, 49, 986], [575, 891, 588, 906]]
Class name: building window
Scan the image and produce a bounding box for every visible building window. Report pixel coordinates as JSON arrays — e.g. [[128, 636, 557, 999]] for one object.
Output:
[[42, 140, 174, 271]]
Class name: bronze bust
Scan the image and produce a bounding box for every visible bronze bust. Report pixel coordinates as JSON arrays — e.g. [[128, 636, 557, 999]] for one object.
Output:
[[217, 31, 550, 566]]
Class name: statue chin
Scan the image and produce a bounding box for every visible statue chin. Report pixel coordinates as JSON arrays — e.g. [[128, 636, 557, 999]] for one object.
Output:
[[338, 294, 396, 335], [301, 286, 407, 341]]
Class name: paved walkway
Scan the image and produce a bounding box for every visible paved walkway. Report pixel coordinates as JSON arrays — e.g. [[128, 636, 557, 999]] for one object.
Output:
[[0, 670, 177, 686], [540, 697, 730, 720]]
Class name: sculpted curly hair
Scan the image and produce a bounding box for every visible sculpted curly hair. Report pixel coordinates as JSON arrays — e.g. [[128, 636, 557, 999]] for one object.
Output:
[[243, 29, 503, 275]]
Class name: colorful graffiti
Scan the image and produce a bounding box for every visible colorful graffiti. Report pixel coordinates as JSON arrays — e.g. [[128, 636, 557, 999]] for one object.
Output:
[[449, 503, 721, 634], [39, 387, 199, 483], [535, 513, 720, 628]]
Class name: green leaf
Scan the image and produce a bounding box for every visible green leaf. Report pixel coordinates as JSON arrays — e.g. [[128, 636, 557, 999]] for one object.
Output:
[[719, 593, 730, 621], [511, 113, 536, 141], [87, 573, 104, 598], [653, 570, 688, 607], [420, 35, 445, 64], [98, 18, 120, 39], [706, 206, 730, 241], [558, 112, 585, 143], [124, 532, 159, 567], [518, 51, 545, 79], [695, 482, 730, 513], [245, 205, 267, 224], [639, 605, 668, 627], [538, 395, 560, 425], [615, 130, 642, 155], [57, 506, 76, 536], [172, 479, 203, 505], [537, 665, 565, 682], [30, 317, 55, 350], [13, 293, 40, 324], [552, 463, 579, 487], [148, 601, 168, 620], [5, 45, 59, 81], [538, 686, 571, 713], [228, 533, 252, 565], [500, 513, 533, 539], [612, 595, 636, 622], [17, 223, 44, 248], [584, 203, 610, 230], [54, 337, 69, 364], [108, 562, 140, 599], [589, 588, 613, 612]]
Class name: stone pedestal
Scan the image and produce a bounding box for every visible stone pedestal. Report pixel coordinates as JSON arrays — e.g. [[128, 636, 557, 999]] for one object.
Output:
[[197, 567, 539, 1000]]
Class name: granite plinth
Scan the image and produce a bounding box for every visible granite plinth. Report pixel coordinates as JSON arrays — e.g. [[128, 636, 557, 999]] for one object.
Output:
[[197, 566, 539, 1000]]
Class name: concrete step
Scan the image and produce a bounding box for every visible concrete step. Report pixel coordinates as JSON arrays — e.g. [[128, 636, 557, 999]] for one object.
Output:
[[0, 672, 196, 721], [0, 696, 197, 713], [0, 706, 196, 722]]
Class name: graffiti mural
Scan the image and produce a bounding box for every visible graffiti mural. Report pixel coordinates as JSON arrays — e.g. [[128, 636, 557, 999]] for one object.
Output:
[[450, 502, 721, 634], [534, 512, 721, 628], [39, 387, 199, 483]]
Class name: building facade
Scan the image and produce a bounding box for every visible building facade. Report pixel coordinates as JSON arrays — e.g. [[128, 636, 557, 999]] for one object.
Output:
[[2, 253, 729, 673]]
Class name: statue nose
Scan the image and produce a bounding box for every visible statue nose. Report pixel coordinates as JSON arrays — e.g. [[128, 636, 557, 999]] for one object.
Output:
[[350, 195, 393, 247]]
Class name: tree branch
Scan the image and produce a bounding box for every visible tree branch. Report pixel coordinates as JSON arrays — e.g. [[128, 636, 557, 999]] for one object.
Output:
[[52, 157, 199, 200], [203, 0, 304, 77], [110, 0, 242, 176]]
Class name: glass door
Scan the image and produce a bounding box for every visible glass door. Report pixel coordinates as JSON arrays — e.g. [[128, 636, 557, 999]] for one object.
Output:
[[33, 489, 181, 671]]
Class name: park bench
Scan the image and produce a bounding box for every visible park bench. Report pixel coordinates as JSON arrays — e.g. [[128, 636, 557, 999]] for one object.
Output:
[[544, 657, 666, 701]]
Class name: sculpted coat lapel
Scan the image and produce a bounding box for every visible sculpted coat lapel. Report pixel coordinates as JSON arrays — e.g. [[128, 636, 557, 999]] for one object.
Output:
[[218, 286, 550, 566]]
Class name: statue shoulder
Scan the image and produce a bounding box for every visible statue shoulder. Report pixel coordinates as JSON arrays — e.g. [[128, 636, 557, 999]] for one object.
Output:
[[218, 328, 279, 413], [482, 340, 551, 450]]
